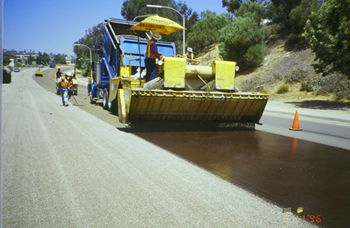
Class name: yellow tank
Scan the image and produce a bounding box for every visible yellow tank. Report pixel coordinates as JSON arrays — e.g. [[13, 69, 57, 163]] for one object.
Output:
[[111, 57, 269, 128]]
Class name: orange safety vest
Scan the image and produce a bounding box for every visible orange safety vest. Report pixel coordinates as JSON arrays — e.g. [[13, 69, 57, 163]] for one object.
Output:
[[59, 78, 70, 89], [68, 79, 73, 88], [146, 40, 157, 59]]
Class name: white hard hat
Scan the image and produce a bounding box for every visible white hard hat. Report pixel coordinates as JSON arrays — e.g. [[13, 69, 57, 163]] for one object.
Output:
[[148, 31, 162, 41], [187, 47, 193, 52]]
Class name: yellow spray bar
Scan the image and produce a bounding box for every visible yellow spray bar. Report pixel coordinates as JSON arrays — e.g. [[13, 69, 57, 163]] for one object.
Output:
[[124, 89, 268, 123]]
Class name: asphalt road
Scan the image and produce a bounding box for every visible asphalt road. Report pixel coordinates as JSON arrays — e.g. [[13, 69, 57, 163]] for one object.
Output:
[[2, 69, 317, 227], [257, 103, 350, 150]]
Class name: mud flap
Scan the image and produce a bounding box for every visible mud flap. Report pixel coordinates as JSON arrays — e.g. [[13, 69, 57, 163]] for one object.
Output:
[[118, 88, 132, 124]]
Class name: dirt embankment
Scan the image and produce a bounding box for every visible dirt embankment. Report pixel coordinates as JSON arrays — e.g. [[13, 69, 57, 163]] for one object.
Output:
[[195, 35, 349, 102]]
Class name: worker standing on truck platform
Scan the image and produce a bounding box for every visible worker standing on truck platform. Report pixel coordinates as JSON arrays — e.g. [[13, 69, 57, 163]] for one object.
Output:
[[58, 74, 70, 106], [186, 47, 195, 65], [145, 32, 162, 82]]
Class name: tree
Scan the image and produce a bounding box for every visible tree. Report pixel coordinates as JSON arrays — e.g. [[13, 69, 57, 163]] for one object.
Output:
[[27, 55, 35, 65], [36, 52, 50, 65], [219, 17, 265, 70], [289, 0, 321, 35], [222, 0, 244, 13], [121, 0, 175, 21], [54, 54, 67, 64], [266, 0, 301, 29], [76, 56, 90, 76], [187, 12, 231, 52], [304, 0, 350, 76], [73, 23, 104, 75], [235, 1, 265, 25], [76, 23, 104, 59], [222, 0, 268, 13]]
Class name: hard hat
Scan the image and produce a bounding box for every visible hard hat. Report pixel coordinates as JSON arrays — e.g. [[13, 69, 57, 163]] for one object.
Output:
[[148, 31, 162, 41], [187, 47, 193, 52]]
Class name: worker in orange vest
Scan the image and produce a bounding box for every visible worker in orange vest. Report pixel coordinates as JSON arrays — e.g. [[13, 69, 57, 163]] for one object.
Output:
[[145, 32, 162, 82], [58, 74, 70, 106]]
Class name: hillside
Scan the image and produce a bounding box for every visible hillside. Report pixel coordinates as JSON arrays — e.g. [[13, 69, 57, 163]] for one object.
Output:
[[195, 35, 350, 102]]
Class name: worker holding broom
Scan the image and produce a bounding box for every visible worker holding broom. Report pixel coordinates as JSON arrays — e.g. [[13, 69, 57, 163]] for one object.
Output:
[[58, 74, 70, 106]]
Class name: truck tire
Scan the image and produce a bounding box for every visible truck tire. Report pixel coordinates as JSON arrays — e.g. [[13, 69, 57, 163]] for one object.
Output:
[[102, 89, 108, 110]]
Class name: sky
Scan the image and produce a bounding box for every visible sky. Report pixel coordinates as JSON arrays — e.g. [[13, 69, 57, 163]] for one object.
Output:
[[3, 0, 227, 55]]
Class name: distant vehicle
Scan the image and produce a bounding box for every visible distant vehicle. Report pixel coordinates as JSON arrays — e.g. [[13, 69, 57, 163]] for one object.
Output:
[[38, 64, 44, 68], [14, 68, 20, 72], [49, 62, 56, 68], [3, 67, 12, 83], [35, 68, 43, 76]]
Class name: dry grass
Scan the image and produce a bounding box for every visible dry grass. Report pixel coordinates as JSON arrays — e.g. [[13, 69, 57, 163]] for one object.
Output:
[[195, 29, 350, 102]]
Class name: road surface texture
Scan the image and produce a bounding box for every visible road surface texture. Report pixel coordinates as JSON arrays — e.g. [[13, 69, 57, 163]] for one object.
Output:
[[33, 67, 350, 227], [32, 67, 350, 227], [3, 69, 317, 227]]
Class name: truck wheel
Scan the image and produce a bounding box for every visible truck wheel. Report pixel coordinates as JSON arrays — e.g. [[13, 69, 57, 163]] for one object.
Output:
[[102, 89, 108, 110]]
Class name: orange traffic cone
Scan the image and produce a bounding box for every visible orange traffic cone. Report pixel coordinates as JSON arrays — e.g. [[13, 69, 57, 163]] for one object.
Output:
[[289, 110, 303, 131]]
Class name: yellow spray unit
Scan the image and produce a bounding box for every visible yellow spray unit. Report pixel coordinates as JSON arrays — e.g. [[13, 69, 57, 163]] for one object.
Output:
[[116, 57, 269, 127]]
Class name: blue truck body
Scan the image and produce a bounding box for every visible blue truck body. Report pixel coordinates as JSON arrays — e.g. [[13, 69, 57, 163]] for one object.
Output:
[[89, 18, 176, 105]]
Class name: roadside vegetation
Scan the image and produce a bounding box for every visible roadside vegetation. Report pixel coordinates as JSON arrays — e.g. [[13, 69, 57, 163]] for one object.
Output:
[[68, 0, 349, 101], [3, 50, 71, 67]]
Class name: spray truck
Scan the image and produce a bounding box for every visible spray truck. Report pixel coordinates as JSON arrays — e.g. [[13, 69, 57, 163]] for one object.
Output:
[[87, 18, 269, 128]]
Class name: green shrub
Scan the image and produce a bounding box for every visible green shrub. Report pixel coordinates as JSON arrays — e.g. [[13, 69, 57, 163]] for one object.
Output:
[[304, 0, 350, 76], [187, 12, 231, 52], [219, 17, 265, 70], [76, 56, 91, 77], [289, 0, 321, 35], [316, 74, 350, 99], [286, 69, 308, 83], [235, 1, 265, 25], [277, 84, 289, 94], [300, 77, 320, 92]]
